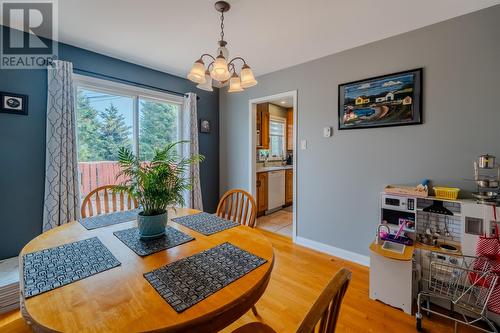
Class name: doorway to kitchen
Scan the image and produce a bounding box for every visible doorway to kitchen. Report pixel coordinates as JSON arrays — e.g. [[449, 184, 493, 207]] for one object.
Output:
[[248, 91, 297, 241]]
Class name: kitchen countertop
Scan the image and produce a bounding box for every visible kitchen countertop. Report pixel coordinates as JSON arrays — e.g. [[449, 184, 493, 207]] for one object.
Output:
[[256, 165, 293, 173], [369, 240, 462, 262], [414, 241, 462, 255]]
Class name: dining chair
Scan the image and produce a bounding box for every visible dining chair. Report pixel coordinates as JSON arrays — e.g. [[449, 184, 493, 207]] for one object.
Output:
[[231, 268, 352, 333], [216, 189, 259, 317], [216, 189, 257, 228], [81, 185, 138, 218]]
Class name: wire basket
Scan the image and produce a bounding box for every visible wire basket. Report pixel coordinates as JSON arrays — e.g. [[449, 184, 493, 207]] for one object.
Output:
[[416, 253, 498, 332], [428, 257, 495, 314], [434, 187, 460, 200]]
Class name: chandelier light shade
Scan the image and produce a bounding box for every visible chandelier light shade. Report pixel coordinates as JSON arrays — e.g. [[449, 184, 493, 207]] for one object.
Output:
[[211, 54, 230, 82], [197, 70, 213, 91], [240, 64, 257, 88], [228, 72, 243, 93], [187, 59, 206, 84], [186, 1, 257, 93]]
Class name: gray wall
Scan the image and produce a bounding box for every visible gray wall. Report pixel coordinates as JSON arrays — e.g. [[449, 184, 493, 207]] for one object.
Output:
[[0, 27, 220, 260], [220, 6, 500, 257]]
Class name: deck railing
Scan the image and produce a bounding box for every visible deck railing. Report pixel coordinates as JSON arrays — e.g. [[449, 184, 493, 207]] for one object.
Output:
[[78, 161, 127, 197]]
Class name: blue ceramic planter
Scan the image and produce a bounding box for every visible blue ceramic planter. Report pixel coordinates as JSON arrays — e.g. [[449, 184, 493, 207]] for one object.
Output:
[[137, 211, 167, 240]]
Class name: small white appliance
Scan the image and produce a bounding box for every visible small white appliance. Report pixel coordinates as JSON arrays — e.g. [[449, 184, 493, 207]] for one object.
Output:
[[267, 170, 285, 212], [380, 194, 416, 231], [381, 194, 416, 213], [462, 201, 500, 256]]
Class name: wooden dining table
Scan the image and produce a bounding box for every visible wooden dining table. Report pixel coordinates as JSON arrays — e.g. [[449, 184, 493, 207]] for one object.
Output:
[[19, 208, 275, 333]]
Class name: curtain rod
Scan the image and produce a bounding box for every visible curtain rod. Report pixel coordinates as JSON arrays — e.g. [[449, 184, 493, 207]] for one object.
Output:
[[73, 68, 200, 100]]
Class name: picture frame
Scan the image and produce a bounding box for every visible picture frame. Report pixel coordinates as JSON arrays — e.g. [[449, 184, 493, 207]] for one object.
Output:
[[200, 119, 210, 133], [0, 92, 28, 116], [338, 68, 422, 130]]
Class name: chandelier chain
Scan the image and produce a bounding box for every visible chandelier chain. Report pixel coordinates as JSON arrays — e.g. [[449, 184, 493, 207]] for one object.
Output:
[[220, 11, 225, 41]]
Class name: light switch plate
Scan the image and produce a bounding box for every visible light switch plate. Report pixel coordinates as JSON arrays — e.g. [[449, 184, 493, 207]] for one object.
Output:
[[323, 127, 332, 137], [300, 140, 307, 150]]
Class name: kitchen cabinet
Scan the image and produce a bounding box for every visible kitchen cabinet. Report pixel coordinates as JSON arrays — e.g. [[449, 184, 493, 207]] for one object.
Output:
[[256, 103, 270, 149], [369, 242, 413, 314], [285, 169, 293, 205], [256, 172, 268, 215], [286, 108, 293, 151]]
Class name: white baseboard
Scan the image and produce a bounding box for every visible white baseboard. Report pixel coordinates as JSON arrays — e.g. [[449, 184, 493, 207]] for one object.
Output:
[[295, 236, 370, 267]]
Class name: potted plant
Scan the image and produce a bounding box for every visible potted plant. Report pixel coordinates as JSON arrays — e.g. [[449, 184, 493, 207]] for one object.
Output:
[[115, 141, 204, 240]]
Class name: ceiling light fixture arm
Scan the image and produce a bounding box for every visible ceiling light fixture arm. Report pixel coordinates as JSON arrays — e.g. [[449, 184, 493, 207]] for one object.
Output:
[[228, 56, 247, 70], [199, 53, 215, 63], [228, 62, 237, 74]]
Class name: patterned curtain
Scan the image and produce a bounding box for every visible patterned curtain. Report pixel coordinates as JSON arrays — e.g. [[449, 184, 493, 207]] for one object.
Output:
[[182, 93, 203, 211], [42, 60, 80, 232]]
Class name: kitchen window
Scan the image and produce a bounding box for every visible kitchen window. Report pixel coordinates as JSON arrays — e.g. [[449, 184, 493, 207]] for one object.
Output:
[[269, 116, 286, 160], [74, 75, 184, 199]]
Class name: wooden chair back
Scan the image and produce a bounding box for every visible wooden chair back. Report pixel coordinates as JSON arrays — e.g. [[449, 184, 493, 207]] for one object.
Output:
[[81, 185, 138, 218], [296, 268, 352, 333], [216, 189, 257, 227]]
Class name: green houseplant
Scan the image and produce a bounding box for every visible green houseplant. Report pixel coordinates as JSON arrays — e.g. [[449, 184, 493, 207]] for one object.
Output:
[[115, 141, 204, 239]]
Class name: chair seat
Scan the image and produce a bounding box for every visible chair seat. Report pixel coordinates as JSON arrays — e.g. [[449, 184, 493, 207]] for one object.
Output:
[[231, 322, 277, 333]]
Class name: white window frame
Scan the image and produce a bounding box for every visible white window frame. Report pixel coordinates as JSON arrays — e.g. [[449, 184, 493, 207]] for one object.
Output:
[[73, 74, 185, 157], [268, 115, 286, 160]]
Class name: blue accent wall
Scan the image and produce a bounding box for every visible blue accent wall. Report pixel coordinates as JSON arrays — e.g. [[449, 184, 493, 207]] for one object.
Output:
[[0, 26, 219, 260]]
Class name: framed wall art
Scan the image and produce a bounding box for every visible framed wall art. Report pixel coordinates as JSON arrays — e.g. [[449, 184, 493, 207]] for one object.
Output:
[[200, 119, 211, 133], [0, 92, 28, 116], [338, 68, 422, 130]]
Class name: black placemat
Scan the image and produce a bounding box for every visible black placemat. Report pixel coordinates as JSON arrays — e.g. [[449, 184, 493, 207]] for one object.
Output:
[[23, 237, 120, 298], [113, 226, 195, 256], [144, 242, 267, 312], [80, 209, 140, 230], [171, 212, 239, 235]]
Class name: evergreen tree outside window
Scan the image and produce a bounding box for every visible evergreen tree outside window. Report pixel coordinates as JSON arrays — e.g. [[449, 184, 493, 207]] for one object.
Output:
[[139, 97, 180, 161]]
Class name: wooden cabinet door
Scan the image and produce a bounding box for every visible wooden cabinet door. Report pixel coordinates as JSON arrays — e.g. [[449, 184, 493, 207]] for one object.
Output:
[[256, 172, 268, 214], [260, 107, 270, 149], [256, 106, 262, 148], [256, 103, 269, 149], [286, 108, 293, 151], [285, 169, 293, 205]]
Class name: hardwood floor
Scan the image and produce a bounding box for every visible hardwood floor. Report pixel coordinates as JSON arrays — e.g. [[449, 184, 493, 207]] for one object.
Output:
[[0, 229, 480, 333], [256, 206, 293, 238]]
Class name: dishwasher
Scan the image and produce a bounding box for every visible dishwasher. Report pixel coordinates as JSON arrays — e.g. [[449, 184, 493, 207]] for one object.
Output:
[[267, 170, 285, 212]]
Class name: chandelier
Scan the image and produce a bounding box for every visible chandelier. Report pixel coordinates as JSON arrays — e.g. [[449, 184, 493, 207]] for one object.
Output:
[[187, 1, 257, 92]]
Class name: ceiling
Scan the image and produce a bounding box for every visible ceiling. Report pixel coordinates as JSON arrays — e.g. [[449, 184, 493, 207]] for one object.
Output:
[[4, 0, 499, 78], [269, 96, 293, 108]]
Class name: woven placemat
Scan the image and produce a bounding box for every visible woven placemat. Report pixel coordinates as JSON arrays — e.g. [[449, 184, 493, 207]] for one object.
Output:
[[80, 209, 140, 230], [113, 226, 195, 256], [23, 237, 120, 298], [144, 242, 267, 312], [171, 212, 239, 236]]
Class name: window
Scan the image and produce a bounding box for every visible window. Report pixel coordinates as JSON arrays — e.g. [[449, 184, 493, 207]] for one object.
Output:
[[269, 116, 286, 160], [74, 75, 183, 199]]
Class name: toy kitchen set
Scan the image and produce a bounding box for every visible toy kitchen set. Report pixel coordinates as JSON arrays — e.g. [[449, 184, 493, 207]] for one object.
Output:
[[369, 154, 500, 332]]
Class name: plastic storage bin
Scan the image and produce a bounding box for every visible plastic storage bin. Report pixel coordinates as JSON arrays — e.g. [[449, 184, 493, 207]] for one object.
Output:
[[433, 187, 460, 200]]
